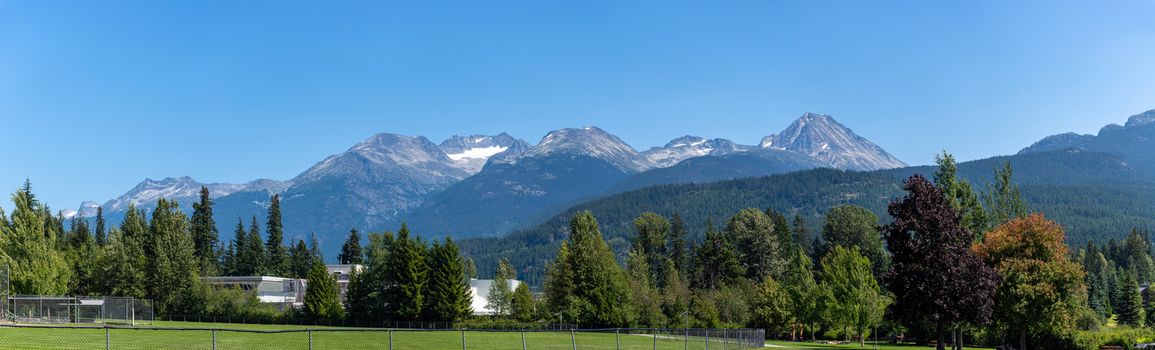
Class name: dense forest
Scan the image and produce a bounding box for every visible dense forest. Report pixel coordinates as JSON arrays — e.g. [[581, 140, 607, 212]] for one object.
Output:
[[7, 151, 1155, 349]]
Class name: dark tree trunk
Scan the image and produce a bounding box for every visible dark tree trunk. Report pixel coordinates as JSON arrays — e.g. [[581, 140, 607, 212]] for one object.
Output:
[[1019, 329, 1027, 350], [937, 323, 947, 350]]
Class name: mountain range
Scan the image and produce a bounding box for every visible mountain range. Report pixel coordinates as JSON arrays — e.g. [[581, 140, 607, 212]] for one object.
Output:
[[63, 112, 907, 256]]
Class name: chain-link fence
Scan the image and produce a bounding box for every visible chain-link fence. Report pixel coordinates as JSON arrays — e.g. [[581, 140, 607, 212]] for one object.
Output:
[[0, 264, 9, 322], [6, 295, 154, 325], [0, 324, 765, 349]]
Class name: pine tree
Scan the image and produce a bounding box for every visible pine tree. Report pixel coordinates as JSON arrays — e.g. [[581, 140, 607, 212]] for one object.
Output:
[[235, 217, 265, 276], [464, 257, 478, 279], [691, 230, 744, 289], [190, 186, 219, 275], [487, 258, 516, 316], [934, 151, 989, 236], [550, 211, 633, 327], [0, 182, 71, 295], [94, 206, 107, 247], [633, 213, 670, 289], [510, 283, 535, 322], [792, 215, 812, 259], [422, 238, 473, 322], [120, 204, 148, 242], [265, 195, 288, 276], [983, 161, 1028, 227], [68, 216, 92, 250], [1117, 273, 1145, 327], [304, 262, 343, 320], [670, 212, 689, 274], [146, 199, 202, 318], [309, 233, 323, 264], [338, 228, 364, 265], [383, 224, 427, 320], [289, 239, 313, 279]]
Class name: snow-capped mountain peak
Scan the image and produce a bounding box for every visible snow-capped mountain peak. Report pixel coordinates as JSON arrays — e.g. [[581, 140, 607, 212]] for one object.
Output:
[[102, 177, 245, 212], [644, 136, 744, 167], [759, 112, 907, 171], [500, 126, 654, 173], [439, 133, 529, 174]]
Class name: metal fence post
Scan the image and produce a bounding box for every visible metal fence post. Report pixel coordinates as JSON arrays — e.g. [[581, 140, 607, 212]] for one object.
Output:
[[521, 330, 527, 350], [389, 329, 393, 350], [461, 329, 467, 350], [104, 326, 110, 350], [570, 329, 577, 350], [653, 328, 658, 350], [615, 328, 620, 350], [705, 329, 710, 350], [308, 329, 313, 350], [211, 329, 217, 350], [685, 328, 689, 350], [722, 329, 727, 350]]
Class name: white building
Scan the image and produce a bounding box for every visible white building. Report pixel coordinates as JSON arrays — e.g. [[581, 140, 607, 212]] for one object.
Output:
[[201, 276, 305, 305], [325, 264, 364, 303], [468, 278, 523, 316]]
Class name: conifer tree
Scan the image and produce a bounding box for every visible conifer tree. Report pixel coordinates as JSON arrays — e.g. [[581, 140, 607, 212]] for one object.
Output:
[[289, 239, 313, 279], [510, 283, 535, 322], [120, 204, 147, 242], [633, 213, 670, 288], [236, 217, 265, 276], [94, 206, 107, 247], [934, 151, 989, 235], [92, 228, 146, 298], [304, 262, 343, 320], [464, 257, 479, 279], [545, 211, 633, 327], [692, 230, 744, 289], [338, 228, 364, 265], [309, 233, 323, 264], [383, 224, 427, 320], [0, 182, 71, 295], [422, 238, 472, 322], [1117, 273, 1145, 327], [265, 195, 288, 276], [792, 215, 812, 258], [984, 161, 1028, 227], [190, 186, 219, 275], [146, 199, 202, 317], [488, 258, 516, 316], [670, 212, 689, 273], [68, 216, 92, 250], [726, 208, 785, 281]]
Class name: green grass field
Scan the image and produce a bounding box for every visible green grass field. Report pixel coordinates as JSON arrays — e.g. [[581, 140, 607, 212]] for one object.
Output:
[[0, 321, 764, 349], [765, 340, 992, 350]]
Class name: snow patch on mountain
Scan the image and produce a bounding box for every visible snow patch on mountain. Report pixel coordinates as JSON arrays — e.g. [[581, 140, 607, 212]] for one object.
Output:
[[496, 126, 654, 173], [439, 133, 529, 174], [644, 136, 745, 168]]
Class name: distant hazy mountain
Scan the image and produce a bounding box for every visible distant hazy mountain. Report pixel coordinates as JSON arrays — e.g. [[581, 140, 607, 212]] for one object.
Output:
[[760, 112, 907, 171], [1020, 109, 1155, 177]]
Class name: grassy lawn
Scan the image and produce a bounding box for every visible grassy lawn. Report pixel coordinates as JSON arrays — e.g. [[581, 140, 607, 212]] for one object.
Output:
[[766, 340, 993, 350], [0, 322, 764, 349]]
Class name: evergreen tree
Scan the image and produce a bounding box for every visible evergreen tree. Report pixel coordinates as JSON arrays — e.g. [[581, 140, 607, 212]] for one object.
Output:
[[289, 239, 313, 279], [220, 240, 237, 276], [626, 249, 664, 327], [94, 206, 107, 247], [146, 199, 202, 318], [0, 182, 71, 295], [882, 175, 998, 350], [338, 228, 364, 265], [691, 230, 744, 289], [792, 214, 812, 257], [265, 195, 288, 276], [235, 217, 266, 276], [544, 241, 576, 322], [382, 224, 427, 320], [309, 233, 323, 264], [633, 212, 670, 288], [726, 208, 785, 281], [510, 283, 535, 322], [120, 204, 147, 243], [304, 262, 343, 320], [92, 228, 146, 298], [670, 212, 689, 274], [983, 161, 1028, 227], [68, 216, 92, 250], [767, 209, 795, 265], [934, 151, 989, 236], [422, 238, 473, 322], [190, 186, 219, 276], [464, 257, 479, 279], [546, 211, 633, 327], [487, 258, 516, 316], [1116, 273, 1145, 327], [821, 205, 889, 277]]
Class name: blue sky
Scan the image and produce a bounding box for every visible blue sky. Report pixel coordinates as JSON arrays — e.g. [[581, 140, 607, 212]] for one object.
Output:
[[2, 1, 1154, 212]]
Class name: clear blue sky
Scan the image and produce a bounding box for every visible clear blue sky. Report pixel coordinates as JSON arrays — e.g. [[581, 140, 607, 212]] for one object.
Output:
[[2, 1, 1154, 212]]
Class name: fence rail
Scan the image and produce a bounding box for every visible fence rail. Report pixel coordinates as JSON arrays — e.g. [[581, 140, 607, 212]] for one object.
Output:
[[0, 324, 765, 349]]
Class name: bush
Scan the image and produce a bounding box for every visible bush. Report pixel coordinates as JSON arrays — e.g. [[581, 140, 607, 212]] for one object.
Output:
[[1051, 328, 1155, 350]]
